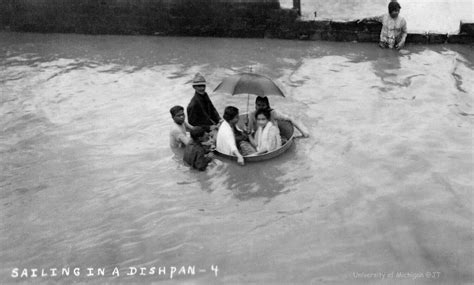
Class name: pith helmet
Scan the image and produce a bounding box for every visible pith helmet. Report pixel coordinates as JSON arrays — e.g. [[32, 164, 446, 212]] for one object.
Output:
[[192, 73, 206, 86]]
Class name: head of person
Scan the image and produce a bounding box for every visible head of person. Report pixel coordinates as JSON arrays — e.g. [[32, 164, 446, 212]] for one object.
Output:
[[190, 127, 209, 143], [388, 1, 401, 18], [223, 106, 239, 125], [255, 96, 271, 111], [170, 105, 185, 125], [255, 108, 271, 128], [192, 73, 206, 95]]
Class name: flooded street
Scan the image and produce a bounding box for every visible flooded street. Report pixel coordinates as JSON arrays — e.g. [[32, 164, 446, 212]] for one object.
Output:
[[0, 32, 473, 284]]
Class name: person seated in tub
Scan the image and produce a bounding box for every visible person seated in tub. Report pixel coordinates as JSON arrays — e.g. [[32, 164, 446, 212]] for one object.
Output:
[[183, 127, 214, 171], [215, 106, 246, 166], [248, 96, 309, 138], [358, 1, 407, 50], [226, 109, 257, 157], [249, 108, 282, 155], [169, 105, 195, 149]]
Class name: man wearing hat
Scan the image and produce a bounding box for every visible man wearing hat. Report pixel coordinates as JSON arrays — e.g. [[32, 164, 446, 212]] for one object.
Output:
[[187, 73, 221, 130]]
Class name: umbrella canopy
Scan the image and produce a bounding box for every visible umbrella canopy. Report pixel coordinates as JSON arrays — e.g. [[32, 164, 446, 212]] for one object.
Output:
[[213, 73, 285, 97]]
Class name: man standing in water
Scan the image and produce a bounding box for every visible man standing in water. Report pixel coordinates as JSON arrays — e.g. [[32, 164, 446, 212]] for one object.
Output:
[[359, 1, 407, 50], [169, 105, 194, 149], [187, 73, 221, 130]]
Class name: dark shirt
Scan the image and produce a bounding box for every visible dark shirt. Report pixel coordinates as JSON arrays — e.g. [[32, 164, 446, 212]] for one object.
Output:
[[183, 141, 212, 171], [187, 92, 221, 128]]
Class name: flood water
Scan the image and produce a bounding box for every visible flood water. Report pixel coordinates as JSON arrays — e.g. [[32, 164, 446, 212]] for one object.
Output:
[[0, 32, 473, 284]]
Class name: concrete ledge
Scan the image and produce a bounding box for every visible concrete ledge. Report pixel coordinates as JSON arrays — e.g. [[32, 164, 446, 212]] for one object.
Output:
[[269, 19, 458, 44], [460, 21, 474, 35], [406, 34, 425, 44], [447, 34, 474, 44], [429, 34, 448, 44], [406, 33, 449, 45], [275, 20, 472, 44]]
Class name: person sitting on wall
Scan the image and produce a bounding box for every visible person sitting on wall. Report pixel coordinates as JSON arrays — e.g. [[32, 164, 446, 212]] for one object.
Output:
[[183, 127, 214, 171], [216, 106, 246, 166], [186, 73, 222, 131], [358, 1, 407, 50], [248, 96, 309, 138], [169, 105, 195, 149]]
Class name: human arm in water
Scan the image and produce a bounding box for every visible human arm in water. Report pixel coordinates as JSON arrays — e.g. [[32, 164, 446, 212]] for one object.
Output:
[[272, 110, 309, 138], [291, 120, 310, 138], [395, 18, 407, 50]]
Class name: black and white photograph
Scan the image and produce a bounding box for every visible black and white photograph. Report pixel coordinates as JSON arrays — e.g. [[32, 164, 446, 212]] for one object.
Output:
[[1, 0, 473, 284]]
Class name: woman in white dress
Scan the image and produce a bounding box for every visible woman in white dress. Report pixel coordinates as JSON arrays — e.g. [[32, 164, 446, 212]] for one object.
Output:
[[249, 108, 282, 155], [215, 106, 245, 165]]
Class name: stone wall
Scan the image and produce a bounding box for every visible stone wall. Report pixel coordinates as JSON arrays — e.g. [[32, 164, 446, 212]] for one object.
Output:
[[0, 0, 472, 44], [0, 0, 281, 36]]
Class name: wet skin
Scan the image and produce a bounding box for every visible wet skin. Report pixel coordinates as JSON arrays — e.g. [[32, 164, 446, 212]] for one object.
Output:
[[173, 110, 185, 125]]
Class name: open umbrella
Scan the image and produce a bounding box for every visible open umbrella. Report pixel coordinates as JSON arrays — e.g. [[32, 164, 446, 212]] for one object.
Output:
[[213, 73, 285, 127], [213, 73, 285, 97]]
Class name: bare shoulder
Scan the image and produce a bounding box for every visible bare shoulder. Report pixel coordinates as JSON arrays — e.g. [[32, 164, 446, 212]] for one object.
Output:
[[272, 109, 290, 121]]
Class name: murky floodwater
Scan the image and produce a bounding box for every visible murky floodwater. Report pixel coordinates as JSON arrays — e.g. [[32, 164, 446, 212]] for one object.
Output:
[[280, 0, 474, 34], [0, 32, 473, 284]]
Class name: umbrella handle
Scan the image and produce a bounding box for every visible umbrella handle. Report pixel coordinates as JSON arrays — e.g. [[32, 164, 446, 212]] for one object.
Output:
[[246, 93, 250, 131]]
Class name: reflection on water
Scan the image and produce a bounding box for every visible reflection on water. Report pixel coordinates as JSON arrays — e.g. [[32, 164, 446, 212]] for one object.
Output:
[[0, 32, 473, 284]]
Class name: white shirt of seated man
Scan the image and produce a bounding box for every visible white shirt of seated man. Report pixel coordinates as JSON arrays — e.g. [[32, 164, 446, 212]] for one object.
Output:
[[216, 120, 238, 155], [216, 118, 245, 166]]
